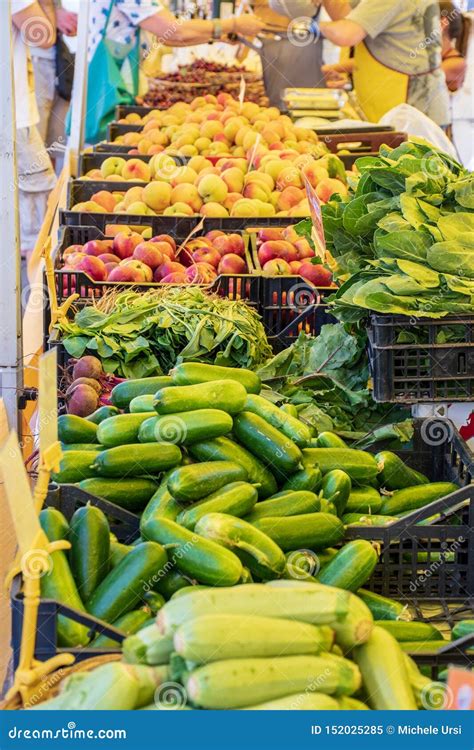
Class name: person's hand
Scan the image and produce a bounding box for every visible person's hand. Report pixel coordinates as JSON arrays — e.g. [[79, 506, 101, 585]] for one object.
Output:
[[322, 61, 354, 89], [56, 7, 78, 36], [234, 14, 266, 37]]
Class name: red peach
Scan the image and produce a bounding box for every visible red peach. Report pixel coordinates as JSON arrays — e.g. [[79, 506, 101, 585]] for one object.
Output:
[[299, 261, 333, 286], [154, 261, 186, 281], [217, 254, 247, 274], [192, 247, 221, 268], [262, 259, 292, 275], [151, 234, 176, 252], [133, 242, 164, 270]]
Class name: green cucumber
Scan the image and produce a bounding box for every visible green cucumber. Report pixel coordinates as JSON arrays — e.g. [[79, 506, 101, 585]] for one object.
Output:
[[111, 376, 173, 410], [140, 473, 182, 534], [452, 620, 474, 640], [158, 582, 352, 636], [170, 363, 261, 394], [320, 470, 352, 516], [345, 486, 382, 514], [302, 448, 380, 481], [86, 406, 120, 424], [38, 508, 69, 541], [319, 498, 337, 515], [403, 653, 439, 709], [51, 451, 96, 484], [168, 461, 248, 503], [353, 626, 417, 709], [58, 414, 98, 444], [233, 411, 303, 476], [185, 653, 361, 709], [86, 542, 168, 623], [61, 443, 103, 452], [138, 416, 159, 443], [69, 505, 110, 602], [174, 614, 333, 662], [280, 404, 299, 419], [188, 437, 277, 499], [376, 451, 429, 490], [39, 512, 90, 648], [244, 693, 340, 710], [343, 513, 396, 526], [92, 609, 152, 648], [153, 409, 232, 445], [253, 512, 345, 552], [318, 540, 378, 592], [281, 466, 322, 493], [243, 394, 312, 448], [377, 621, 444, 642], [155, 570, 193, 598], [78, 477, 158, 512], [380, 482, 458, 515], [177, 482, 258, 531], [245, 490, 320, 522], [195, 512, 286, 579], [317, 432, 348, 448], [97, 413, 155, 447], [154, 380, 247, 416], [130, 394, 155, 413], [142, 518, 243, 586], [92, 443, 182, 478], [109, 541, 132, 568], [357, 589, 412, 622], [142, 591, 166, 614]]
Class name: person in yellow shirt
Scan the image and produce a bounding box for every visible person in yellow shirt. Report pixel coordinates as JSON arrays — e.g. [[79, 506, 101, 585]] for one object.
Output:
[[319, 0, 450, 126]]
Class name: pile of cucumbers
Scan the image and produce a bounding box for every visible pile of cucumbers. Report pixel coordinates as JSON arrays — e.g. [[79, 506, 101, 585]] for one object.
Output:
[[47, 362, 463, 658], [35, 582, 451, 711]]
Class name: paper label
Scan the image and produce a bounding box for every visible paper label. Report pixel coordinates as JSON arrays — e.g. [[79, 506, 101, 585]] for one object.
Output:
[[446, 667, 474, 709], [303, 175, 327, 256]]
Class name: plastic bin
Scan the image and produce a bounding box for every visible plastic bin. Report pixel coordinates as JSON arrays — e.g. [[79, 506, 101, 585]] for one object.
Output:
[[48, 225, 258, 305], [10, 484, 141, 667], [367, 313, 474, 402], [345, 419, 474, 601]]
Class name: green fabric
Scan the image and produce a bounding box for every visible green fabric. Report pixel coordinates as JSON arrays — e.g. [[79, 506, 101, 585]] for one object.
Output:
[[67, 2, 140, 143]]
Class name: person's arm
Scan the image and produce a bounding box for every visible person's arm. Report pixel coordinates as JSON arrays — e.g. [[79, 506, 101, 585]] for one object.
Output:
[[442, 55, 467, 91], [56, 7, 78, 36], [320, 0, 352, 21], [319, 18, 366, 46], [12, 0, 57, 48], [139, 10, 264, 46]]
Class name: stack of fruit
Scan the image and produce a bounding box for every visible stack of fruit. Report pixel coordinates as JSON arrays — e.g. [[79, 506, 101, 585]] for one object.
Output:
[[74, 151, 348, 219], [253, 225, 333, 283], [60, 230, 248, 284]]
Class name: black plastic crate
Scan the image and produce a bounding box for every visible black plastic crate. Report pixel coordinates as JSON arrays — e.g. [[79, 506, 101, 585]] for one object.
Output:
[[116, 104, 158, 118], [368, 313, 474, 402], [108, 122, 143, 140], [10, 484, 141, 667], [48, 225, 259, 308], [345, 419, 474, 601]]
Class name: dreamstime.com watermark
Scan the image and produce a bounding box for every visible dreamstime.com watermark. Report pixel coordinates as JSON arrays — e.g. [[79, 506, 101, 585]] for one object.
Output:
[[142, 537, 198, 592], [409, 536, 465, 593], [7, 723, 127, 741]]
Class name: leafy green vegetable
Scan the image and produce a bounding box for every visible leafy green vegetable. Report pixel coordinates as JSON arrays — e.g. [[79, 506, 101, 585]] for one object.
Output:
[[56, 287, 272, 378]]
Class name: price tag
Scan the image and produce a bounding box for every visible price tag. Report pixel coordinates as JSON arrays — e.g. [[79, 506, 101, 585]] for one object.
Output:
[[303, 175, 327, 257], [39, 349, 61, 471], [446, 667, 474, 709], [0, 431, 40, 556]]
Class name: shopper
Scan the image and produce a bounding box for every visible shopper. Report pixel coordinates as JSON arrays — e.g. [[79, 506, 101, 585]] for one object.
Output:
[[319, 0, 450, 126], [12, 0, 57, 258], [440, 0, 467, 91], [31, 5, 78, 167], [83, 0, 265, 141]]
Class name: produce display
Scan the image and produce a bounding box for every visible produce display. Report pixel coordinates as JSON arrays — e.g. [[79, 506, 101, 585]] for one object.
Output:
[[30, 581, 452, 711], [253, 224, 332, 282], [139, 62, 268, 109], [60, 229, 250, 283], [320, 141, 474, 319], [56, 288, 272, 378], [75, 154, 347, 220]]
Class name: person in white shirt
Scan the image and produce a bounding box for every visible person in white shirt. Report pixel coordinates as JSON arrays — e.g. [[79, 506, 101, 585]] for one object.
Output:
[[12, 0, 58, 257], [31, 4, 78, 166]]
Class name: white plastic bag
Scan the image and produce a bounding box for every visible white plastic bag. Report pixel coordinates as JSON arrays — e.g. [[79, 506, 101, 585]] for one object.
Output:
[[378, 103, 458, 157]]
